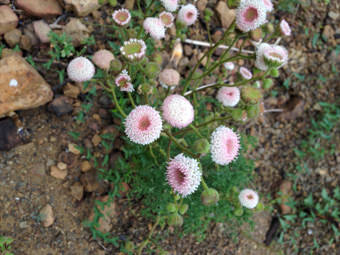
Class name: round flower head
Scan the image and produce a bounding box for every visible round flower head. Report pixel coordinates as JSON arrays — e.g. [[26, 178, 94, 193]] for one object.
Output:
[[239, 189, 259, 209], [280, 19, 291, 36], [159, 11, 174, 28], [262, 0, 273, 12], [210, 126, 240, 165], [255, 43, 288, 71], [162, 95, 194, 129], [217, 87, 240, 107], [92, 49, 114, 70], [161, 0, 179, 12], [239, 67, 252, 80], [121, 38, 146, 60], [67, 57, 95, 83], [125, 105, 162, 145], [143, 17, 166, 40], [159, 68, 180, 89], [115, 70, 134, 92], [166, 153, 201, 197], [178, 4, 198, 26], [236, 0, 267, 32], [224, 62, 235, 71], [112, 8, 131, 26]]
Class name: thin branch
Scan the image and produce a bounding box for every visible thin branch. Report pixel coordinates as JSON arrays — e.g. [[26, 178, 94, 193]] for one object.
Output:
[[183, 39, 255, 54], [184, 80, 229, 96]]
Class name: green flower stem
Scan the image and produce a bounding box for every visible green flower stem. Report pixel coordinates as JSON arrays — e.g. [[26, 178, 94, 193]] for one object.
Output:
[[108, 80, 127, 118], [201, 177, 209, 191], [181, 22, 236, 95], [190, 124, 204, 138], [127, 92, 136, 108], [167, 140, 172, 160], [145, 0, 156, 15], [149, 145, 159, 166], [164, 130, 198, 158], [137, 215, 161, 255]]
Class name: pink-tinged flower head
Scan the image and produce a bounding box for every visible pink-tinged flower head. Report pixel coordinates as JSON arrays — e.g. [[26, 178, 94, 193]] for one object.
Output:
[[112, 8, 131, 26], [125, 105, 162, 145], [217, 87, 240, 107], [262, 0, 273, 12], [161, 0, 179, 12], [239, 189, 259, 209], [255, 43, 288, 70], [178, 4, 198, 26], [120, 38, 146, 60], [210, 126, 240, 165], [143, 17, 166, 40], [166, 153, 201, 197], [92, 49, 114, 70], [236, 0, 267, 32], [239, 67, 252, 80], [67, 57, 95, 83], [162, 95, 194, 129], [224, 62, 235, 71], [159, 68, 180, 88], [115, 70, 134, 92], [159, 11, 174, 28], [280, 19, 291, 36]]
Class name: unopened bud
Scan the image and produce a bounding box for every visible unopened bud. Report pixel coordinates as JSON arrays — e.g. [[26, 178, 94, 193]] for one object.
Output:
[[251, 28, 262, 42], [241, 86, 262, 104], [247, 104, 260, 118], [145, 62, 160, 78], [231, 108, 247, 122], [201, 188, 220, 206], [263, 78, 273, 90], [234, 207, 244, 216], [168, 213, 183, 226], [166, 203, 177, 213], [125, 241, 135, 252], [270, 68, 279, 77], [266, 23, 275, 34], [110, 59, 122, 73], [193, 138, 210, 154], [179, 204, 189, 215]]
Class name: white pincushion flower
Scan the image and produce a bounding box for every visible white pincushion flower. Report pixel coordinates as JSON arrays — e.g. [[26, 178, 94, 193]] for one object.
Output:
[[112, 8, 131, 26], [255, 43, 288, 71], [120, 38, 147, 60], [178, 4, 198, 26], [143, 17, 166, 40], [236, 0, 267, 32], [224, 62, 235, 71], [239, 67, 253, 80], [217, 87, 240, 107], [280, 19, 291, 36], [210, 126, 240, 165], [115, 70, 134, 92], [161, 0, 179, 12], [159, 68, 180, 89], [159, 11, 174, 28], [67, 57, 95, 83], [162, 94, 194, 129], [239, 189, 259, 209]]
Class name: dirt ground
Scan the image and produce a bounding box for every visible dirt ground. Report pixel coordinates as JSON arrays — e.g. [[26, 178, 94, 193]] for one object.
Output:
[[0, 0, 339, 254]]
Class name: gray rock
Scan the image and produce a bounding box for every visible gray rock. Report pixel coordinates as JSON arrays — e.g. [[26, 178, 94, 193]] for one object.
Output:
[[33, 20, 51, 43], [4, 29, 22, 47], [63, 18, 89, 46]]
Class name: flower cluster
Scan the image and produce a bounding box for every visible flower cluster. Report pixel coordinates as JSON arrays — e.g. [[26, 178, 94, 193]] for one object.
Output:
[[115, 70, 134, 92], [255, 43, 288, 71]]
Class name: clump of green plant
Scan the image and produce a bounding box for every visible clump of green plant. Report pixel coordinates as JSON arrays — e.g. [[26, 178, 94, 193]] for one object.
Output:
[[278, 102, 340, 253], [62, 0, 292, 253], [0, 236, 13, 255]]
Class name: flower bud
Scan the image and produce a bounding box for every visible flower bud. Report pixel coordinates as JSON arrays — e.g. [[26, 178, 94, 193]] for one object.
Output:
[[178, 204, 189, 215], [262, 78, 273, 90], [108, 0, 117, 7], [145, 62, 160, 78], [266, 23, 275, 34], [251, 28, 262, 42], [166, 203, 177, 213], [201, 188, 220, 206], [241, 86, 262, 104], [167, 213, 183, 226], [127, 28, 137, 38], [231, 108, 247, 122], [138, 83, 153, 95], [247, 104, 260, 118], [152, 52, 163, 66], [234, 207, 244, 216], [270, 68, 279, 77], [192, 138, 210, 154], [110, 59, 122, 73]]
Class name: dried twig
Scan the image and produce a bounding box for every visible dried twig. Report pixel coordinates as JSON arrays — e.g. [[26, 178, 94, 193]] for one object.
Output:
[[184, 39, 255, 54]]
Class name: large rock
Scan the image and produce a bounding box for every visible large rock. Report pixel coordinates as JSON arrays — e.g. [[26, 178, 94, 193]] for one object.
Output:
[[61, 0, 101, 17], [215, 1, 236, 29], [0, 55, 53, 118], [33, 20, 52, 43], [0, 5, 19, 35], [15, 0, 63, 17], [0, 118, 21, 151], [63, 18, 89, 46]]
